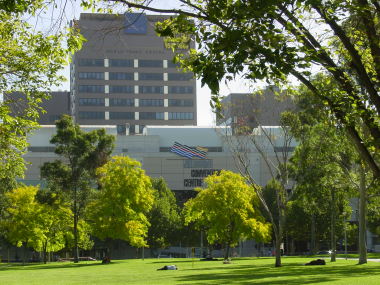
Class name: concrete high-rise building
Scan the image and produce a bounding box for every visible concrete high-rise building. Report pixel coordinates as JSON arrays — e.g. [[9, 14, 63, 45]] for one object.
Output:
[[71, 13, 197, 135], [218, 86, 295, 133]]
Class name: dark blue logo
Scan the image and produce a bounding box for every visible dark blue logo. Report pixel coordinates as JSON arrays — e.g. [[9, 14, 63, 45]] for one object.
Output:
[[125, 13, 147, 34]]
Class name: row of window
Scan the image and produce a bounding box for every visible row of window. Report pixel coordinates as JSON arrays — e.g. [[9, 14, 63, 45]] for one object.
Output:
[[79, 98, 194, 107], [78, 111, 194, 120], [78, 58, 179, 68], [78, 72, 192, 81], [78, 85, 194, 94], [168, 112, 194, 120]]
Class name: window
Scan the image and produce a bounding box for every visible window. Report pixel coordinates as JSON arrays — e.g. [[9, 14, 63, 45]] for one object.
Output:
[[109, 112, 134, 120], [79, 98, 104, 106], [109, 72, 134, 80], [183, 159, 213, 168], [140, 112, 164, 120], [109, 98, 134, 106], [168, 73, 193, 81], [79, 111, 104, 120], [78, 85, 105, 93], [167, 60, 180, 68], [78, 72, 104, 80], [139, 86, 164, 94], [78, 58, 103, 66], [168, 86, 193, 94], [139, 73, 163, 81], [168, 112, 194, 120], [168, 99, 193, 107], [110, 85, 134, 94], [139, 99, 164, 107], [139, 60, 162, 68], [109, 59, 133, 67]]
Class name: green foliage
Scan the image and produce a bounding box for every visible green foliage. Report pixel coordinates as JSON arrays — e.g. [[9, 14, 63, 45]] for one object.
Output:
[[86, 156, 154, 248], [184, 170, 270, 254], [0, 7, 83, 186], [147, 177, 181, 249], [1, 186, 42, 248], [0, 185, 75, 262], [41, 115, 114, 260], [115, 0, 380, 178]]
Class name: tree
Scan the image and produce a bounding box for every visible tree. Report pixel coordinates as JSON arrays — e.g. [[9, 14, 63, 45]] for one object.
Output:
[[0, 2, 83, 187], [40, 115, 114, 263], [86, 156, 155, 255], [100, 0, 380, 182], [184, 170, 270, 261], [35, 189, 73, 264], [285, 80, 371, 263], [147, 177, 181, 250], [1, 186, 43, 264]]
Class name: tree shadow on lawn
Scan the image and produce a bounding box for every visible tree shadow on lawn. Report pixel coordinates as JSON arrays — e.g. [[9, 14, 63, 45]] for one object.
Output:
[[0, 261, 120, 271], [174, 261, 380, 284]]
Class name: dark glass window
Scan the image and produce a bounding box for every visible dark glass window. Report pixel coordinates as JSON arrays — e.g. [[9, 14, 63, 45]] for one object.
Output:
[[168, 73, 193, 81], [139, 86, 163, 94], [109, 98, 134, 106], [167, 60, 180, 68], [78, 72, 104, 80], [168, 112, 194, 120], [78, 58, 104, 67], [109, 112, 134, 120], [79, 111, 104, 120], [79, 98, 105, 106], [139, 73, 163, 81], [78, 85, 105, 93], [140, 112, 164, 120], [109, 72, 134, 80], [139, 60, 162, 68], [139, 99, 164, 107], [110, 85, 134, 94], [168, 86, 193, 94], [109, 59, 133, 67], [168, 99, 193, 107]]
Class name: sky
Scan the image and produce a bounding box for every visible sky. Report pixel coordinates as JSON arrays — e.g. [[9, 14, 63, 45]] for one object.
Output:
[[40, 0, 258, 126]]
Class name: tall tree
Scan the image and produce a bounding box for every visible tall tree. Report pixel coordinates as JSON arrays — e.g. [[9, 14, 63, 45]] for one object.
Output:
[[86, 156, 155, 255], [0, 186, 43, 264], [184, 170, 270, 261], [99, 0, 380, 181], [0, 2, 83, 187], [40, 115, 114, 263], [147, 177, 181, 249]]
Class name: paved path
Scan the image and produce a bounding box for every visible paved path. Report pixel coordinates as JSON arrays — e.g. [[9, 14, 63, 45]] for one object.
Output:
[[335, 257, 380, 262]]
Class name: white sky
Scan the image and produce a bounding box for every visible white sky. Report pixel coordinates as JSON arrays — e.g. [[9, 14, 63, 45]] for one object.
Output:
[[43, 0, 260, 126]]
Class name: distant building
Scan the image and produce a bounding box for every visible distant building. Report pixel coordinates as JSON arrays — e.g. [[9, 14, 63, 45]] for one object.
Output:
[[70, 13, 197, 135], [219, 86, 295, 133], [5, 91, 70, 125]]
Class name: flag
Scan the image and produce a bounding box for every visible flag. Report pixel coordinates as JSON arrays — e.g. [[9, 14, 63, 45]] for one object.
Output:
[[170, 142, 207, 159]]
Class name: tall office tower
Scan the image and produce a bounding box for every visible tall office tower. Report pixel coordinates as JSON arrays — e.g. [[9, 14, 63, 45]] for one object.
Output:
[[218, 86, 295, 133], [71, 13, 197, 135]]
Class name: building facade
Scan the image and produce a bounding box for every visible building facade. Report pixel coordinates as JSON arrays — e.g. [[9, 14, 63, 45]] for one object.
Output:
[[71, 13, 197, 135], [219, 86, 295, 133]]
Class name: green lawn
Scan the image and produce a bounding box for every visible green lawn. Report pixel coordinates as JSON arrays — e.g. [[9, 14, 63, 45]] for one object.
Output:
[[0, 257, 379, 285]]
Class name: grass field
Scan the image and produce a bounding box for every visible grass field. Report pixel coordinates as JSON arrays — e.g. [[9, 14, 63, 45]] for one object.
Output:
[[0, 257, 379, 285]]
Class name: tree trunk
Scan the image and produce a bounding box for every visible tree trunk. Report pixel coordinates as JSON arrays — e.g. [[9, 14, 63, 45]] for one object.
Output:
[[274, 211, 284, 267], [330, 188, 336, 262], [43, 241, 48, 264], [22, 241, 28, 265], [358, 164, 367, 264], [224, 243, 230, 261], [311, 214, 317, 255], [73, 186, 79, 263]]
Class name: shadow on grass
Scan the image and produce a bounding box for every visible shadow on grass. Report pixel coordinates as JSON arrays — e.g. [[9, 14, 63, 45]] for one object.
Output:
[[174, 260, 380, 284], [0, 261, 121, 271]]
